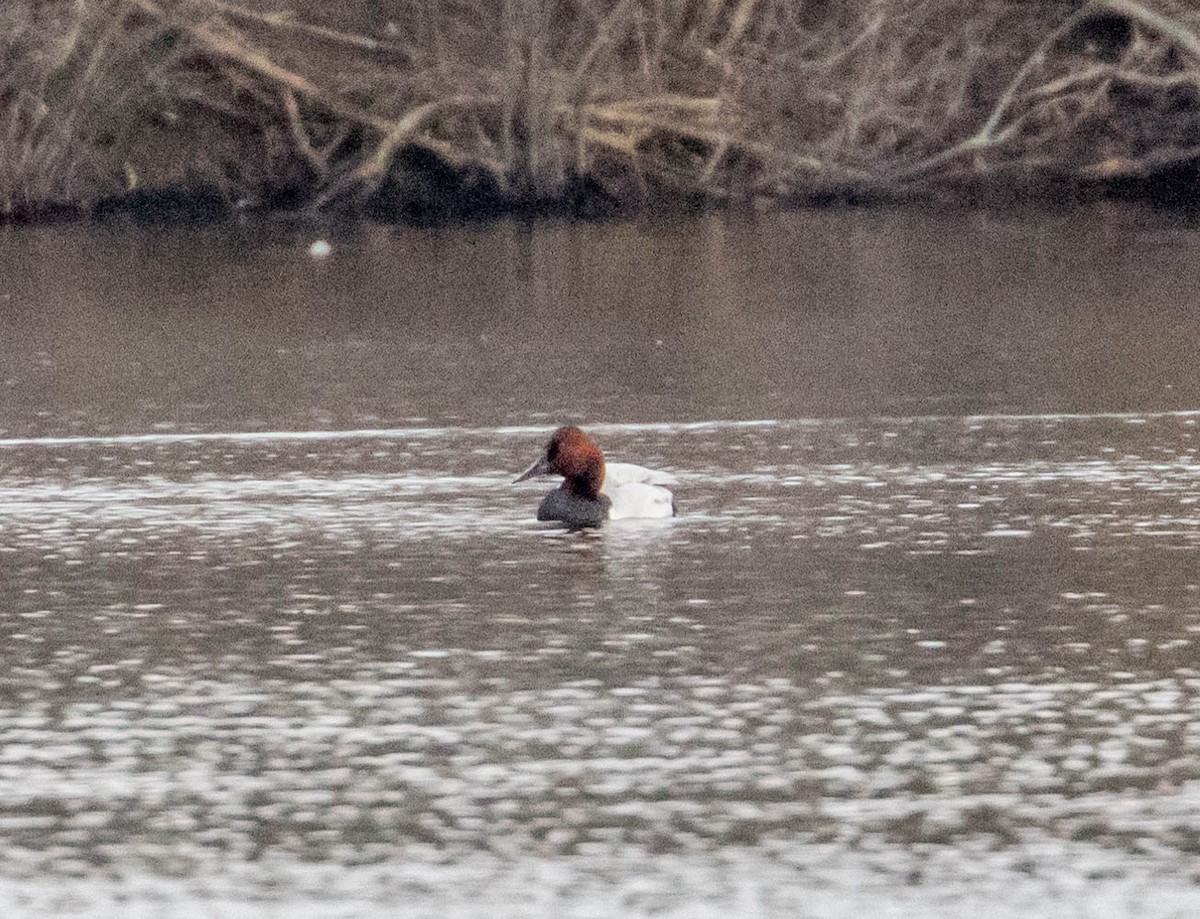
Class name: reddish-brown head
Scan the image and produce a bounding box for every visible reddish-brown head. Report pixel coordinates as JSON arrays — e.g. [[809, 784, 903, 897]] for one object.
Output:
[[514, 425, 606, 500]]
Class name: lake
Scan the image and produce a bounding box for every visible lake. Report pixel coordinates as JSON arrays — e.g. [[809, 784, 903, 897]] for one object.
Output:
[[1, 205, 1199, 917]]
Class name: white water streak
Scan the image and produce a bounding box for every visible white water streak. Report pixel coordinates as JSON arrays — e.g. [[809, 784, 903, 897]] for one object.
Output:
[[0, 409, 1197, 450]]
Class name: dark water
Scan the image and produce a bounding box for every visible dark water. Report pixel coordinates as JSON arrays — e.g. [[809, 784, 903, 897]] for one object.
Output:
[[1, 208, 1199, 917]]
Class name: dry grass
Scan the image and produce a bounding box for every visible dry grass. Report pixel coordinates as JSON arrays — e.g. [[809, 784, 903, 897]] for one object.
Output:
[[0, 1, 155, 215], [4, 0, 1200, 219]]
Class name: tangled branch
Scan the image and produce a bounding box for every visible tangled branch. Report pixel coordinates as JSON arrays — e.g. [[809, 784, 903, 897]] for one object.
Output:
[[4, 0, 1200, 219]]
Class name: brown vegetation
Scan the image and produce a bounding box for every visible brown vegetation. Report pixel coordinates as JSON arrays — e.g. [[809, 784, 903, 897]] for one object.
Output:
[[4, 0, 1200, 220]]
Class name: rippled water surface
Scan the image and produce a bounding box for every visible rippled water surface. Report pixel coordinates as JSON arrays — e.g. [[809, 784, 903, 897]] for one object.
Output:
[[2, 209, 1200, 917]]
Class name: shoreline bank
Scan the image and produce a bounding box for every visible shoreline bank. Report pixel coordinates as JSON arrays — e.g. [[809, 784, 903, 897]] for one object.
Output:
[[4, 0, 1200, 224]]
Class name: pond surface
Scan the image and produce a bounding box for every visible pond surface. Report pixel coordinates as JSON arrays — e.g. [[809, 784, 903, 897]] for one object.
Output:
[[1, 207, 1199, 917]]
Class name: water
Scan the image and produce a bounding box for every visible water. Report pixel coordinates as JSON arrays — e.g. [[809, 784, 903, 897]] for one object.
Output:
[[1, 208, 1199, 917]]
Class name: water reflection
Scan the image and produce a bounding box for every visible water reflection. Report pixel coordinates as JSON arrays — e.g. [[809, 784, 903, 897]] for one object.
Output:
[[2, 210, 1200, 915], [4, 208, 1200, 439]]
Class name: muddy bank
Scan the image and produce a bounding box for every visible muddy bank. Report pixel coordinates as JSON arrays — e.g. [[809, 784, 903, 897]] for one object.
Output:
[[3, 0, 1200, 222]]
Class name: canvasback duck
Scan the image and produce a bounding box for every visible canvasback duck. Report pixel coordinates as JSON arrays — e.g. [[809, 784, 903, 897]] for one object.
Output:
[[514, 426, 676, 528]]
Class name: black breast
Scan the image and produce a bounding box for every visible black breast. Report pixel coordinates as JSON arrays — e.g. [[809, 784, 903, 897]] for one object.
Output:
[[536, 488, 612, 529]]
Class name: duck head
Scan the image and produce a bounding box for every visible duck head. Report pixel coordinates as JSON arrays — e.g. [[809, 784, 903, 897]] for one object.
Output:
[[514, 425, 606, 500]]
